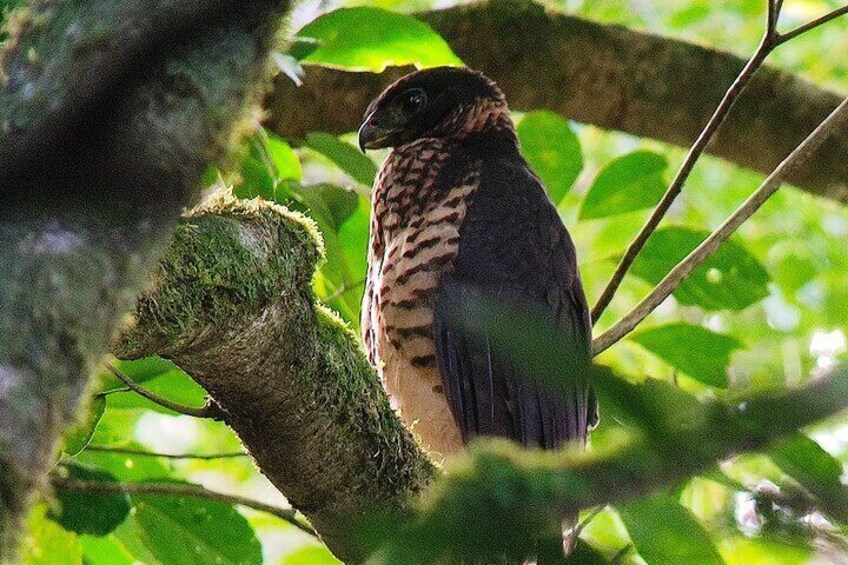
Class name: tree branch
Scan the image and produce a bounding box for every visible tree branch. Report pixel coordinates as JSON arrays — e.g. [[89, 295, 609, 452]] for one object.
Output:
[[266, 1, 848, 206], [777, 5, 848, 44], [592, 94, 848, 355], [371, 362, 848, 563], [105, 363, 216, 419], [590, 0, 847, 321], [50, 476, 316, 537], [83, 445, 248, 460], [116, 193, 435, 564]]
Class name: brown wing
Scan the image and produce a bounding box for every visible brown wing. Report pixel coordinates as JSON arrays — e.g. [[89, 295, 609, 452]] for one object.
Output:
[[434, 151, 595, 448]]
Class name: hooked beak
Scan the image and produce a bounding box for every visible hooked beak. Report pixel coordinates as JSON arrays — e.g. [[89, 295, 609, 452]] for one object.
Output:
[[358, 114, 396, 152]]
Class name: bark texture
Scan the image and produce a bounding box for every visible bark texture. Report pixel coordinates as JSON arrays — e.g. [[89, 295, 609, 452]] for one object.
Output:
[[0, 0, 290, 559], [266, 0, 848, 204], [116, 193, 434, 564]]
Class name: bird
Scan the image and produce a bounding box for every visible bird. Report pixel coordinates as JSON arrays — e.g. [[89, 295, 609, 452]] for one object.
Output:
[[358, 66, 597, 460]]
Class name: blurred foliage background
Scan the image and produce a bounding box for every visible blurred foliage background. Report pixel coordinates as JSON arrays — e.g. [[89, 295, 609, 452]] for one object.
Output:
[[11, 0, 848, 563]]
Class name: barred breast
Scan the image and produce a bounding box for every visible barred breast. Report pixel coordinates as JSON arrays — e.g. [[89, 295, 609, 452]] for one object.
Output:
[[362, 139, 480, 458]]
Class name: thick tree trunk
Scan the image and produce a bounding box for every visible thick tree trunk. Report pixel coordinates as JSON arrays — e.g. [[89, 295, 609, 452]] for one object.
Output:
[[266, 0, 848, 204], [0, 0, 290, 559]]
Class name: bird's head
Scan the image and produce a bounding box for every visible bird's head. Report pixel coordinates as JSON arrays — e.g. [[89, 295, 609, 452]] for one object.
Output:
[[358, 66, 513, 151]]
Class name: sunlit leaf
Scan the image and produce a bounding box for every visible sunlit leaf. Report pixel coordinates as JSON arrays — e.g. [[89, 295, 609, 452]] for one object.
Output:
[[293, 7, 463, 72], [265, 131, 303, 182], [24, 504, 83, 565], [283, 545, 342, 565], [307, 132, 378, 186], [629, 226, 770, 311], [133, 486, 262, 565], [618, 493, 723, 565], [80, 534, 136, 565], [517, 111, 582, 204], [719, 537, 811, 565], [769, 433, 848, 517], [630, 323, 742, 387], [51, 464, 131, 536], [234, 131, 300, 203], [63, 396, 105, 456], [579, 150, 667, 220]]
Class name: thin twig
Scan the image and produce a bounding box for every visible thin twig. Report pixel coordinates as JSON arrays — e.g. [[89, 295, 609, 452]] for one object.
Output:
[[106, 363, 214, 419], [590, 26, 776, 322], [777, 5, 848, 44], [84, 444, 248, 460], [51, 476, 317, 537], [589, 0, 848, 323], [95, 386, 131, 398], [768, 0, 784, 33], [592, 96, 848, 355]]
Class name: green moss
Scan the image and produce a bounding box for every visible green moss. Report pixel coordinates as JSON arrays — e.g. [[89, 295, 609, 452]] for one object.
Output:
[[313, 305, 436, 498], [121, 191, 322, 356]]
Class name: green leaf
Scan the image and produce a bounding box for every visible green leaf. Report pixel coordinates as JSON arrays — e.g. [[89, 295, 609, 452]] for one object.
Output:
[[618, 493, 724, 565], [51, 464, 131, 536], [629, 226, 770, 311], [265, 131, 303, 182], [283, 545, 343, 565], [294, 7, 463, 72], [234, 131, 300, 203], [101, 357, 180, 388], [293, 183, 359, 231], [719, 537, 811, 565], [630, 323, 742, 387], [307, 132, 378, 186], [80, 534, 137, 565], [579, 150, 668, 220], [132, 485, 262, 565], [24, 504, 83, 565], [63, 396, 105, 456], [769, 433, 848, 516], [292, 183, 365, 323], [517, 111, 582, 204]]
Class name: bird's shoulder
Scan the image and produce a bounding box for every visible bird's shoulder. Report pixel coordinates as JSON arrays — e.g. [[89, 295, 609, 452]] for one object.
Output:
[[452, 143, 581, 299]]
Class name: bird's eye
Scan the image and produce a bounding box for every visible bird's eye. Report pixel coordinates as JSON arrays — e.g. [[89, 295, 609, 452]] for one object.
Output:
[[400, 89, 427, 115]]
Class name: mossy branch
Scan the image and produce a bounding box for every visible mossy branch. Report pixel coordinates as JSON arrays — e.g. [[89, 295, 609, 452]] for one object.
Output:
[[116, 193, 435, 564]]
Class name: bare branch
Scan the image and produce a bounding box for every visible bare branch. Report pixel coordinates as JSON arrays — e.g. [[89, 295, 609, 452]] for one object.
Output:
[[592, 95, 848, 355], [768, 0, 784, 33], [105, 363, 215, 419], [83, 445, 248, 460], [590, 0, 848, 322], [590, 11, 779, 322], [51, 476, 317, 537], [777, 5, 848, 44]]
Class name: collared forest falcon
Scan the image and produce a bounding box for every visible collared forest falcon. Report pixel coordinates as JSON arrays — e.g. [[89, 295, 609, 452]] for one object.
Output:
[[359, 67, 597, 457]]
